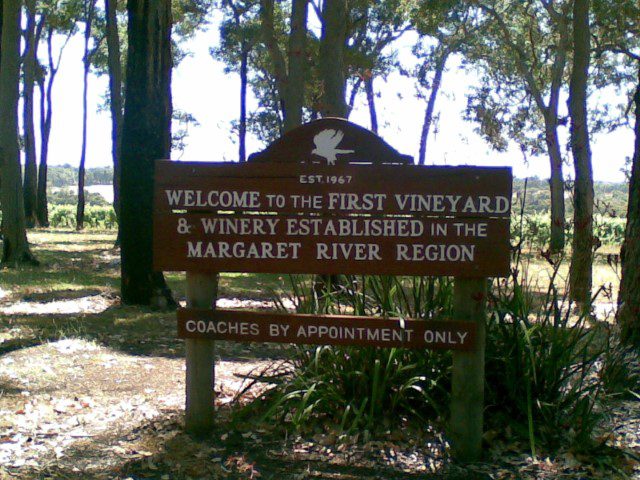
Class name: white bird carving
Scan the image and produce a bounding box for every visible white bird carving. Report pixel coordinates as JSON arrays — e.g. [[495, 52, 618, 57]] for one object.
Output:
[[312, 129, 354, 165]]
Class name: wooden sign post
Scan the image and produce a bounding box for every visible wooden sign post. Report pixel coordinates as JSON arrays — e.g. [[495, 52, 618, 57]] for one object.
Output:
[[153, 118, 512, 461]]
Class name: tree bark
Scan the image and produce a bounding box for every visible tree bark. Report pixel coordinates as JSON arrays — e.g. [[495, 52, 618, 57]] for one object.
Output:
[[618, 64, 640, 346], [284, 0, 307, 131], [120, 0, 174, 305], [36, 67, 49, 227], [0, 0, 37, 266], [259, 0, 308, 133], [106, 0, 123, 227], [418, 51, 448, 166], [36, 28, 68, 227], [364, 76, 378, 134], [239, 43, 248, 161], [76, 0, 96, 231], [346, 77, 362, 118], [226, 0, 250, 161], [0, 0, 3, 64], [481, 3, 569, 253], [568, 0, 594, 306], [319, 0, 348, 118], [545, 119, 567, 253], [22, 0, 41, 228]]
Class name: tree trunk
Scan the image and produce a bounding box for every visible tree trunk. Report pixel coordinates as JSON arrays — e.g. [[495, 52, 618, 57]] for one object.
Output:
[[283, 0, 308, 132], [259, 0, 308, 133], [0, 0, 37, 266], [418, 52, 448, 166], [36, 70, 49, 227], [618, 64, 640, 346], [227, 0, 250, 160], [106, 0, 123, 227], [568, 0, 594, 306], [0, 0, 3, 63], [120, 0, 174, 306], [260, 0, 309, 132], [319, 0, 348, 118], [36, 28, 66, 227], [346, 77, 362, 118], [545, 120, 566, 253], [364, 76, 378, 134], [22, 0, 40, 228], [239, 43, 248, 162], [76, 0, 95, 231], [317, 0, 349, 292]]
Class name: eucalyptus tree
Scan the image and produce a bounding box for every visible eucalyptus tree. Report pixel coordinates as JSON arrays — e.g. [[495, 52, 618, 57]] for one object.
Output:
[[76, 0, 99, 230], [215, 0, 315, 143], [259, 0, 308, 131], [36, 1, 80, 227], [22, 0, 45, 228], [567, 0, 593, 306], [592, 0, 640, 344], [465, 0, 572, 253], [215, 0, 261, 160], [119, 0, 174, 305], [318, 0, 346, 117], [215, 0, 287, 144], [619, 72, 640, 346], [346, 0, 412, 132], [410, 1, 480, 164], [104, 0, 123, 222], [1, 0, 38, 265]]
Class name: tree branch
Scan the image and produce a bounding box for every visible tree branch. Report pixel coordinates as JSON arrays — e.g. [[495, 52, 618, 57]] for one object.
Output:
[[475, 2, 547, 113], [259, 0, 289, 105]]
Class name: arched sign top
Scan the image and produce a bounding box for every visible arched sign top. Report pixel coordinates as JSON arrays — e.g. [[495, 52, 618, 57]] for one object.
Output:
[[248, 118, 413, 165]]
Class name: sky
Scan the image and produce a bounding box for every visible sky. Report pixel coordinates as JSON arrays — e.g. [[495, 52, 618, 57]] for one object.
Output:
[[37, 16, 635, 183]]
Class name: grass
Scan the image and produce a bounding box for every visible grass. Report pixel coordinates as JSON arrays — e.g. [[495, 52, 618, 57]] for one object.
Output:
[[5, 229, 621, 302], [0, 229, 289, 362], [516, 249, 620, 299]]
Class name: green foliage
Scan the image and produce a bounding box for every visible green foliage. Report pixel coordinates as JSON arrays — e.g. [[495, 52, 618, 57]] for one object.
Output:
[[511, 212, 626, 248], [246, 269, 625, 455], [172, 109, 200, 156], [48, 189, 110, 206], [485, 273, 607, 453], [246, 275, 453, 438], [598, 338, 640, 399], [462, 0, 572, 157], [49, 205, 117, 229], [515, 176, 630, 218], [213, 0, 288, 143]]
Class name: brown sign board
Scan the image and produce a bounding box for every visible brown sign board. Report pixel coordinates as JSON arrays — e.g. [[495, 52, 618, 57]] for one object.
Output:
[[177, 308, 477, 351], [153, 162, 512, 277], [247, 118, 414, 164]]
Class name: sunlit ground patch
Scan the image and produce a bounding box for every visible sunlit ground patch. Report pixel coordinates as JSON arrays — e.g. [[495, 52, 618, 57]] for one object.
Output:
[[0, 294, 114, 316]]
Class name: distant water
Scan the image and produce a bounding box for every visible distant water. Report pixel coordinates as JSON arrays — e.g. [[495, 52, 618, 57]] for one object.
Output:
[[55, 185, 114, 204]]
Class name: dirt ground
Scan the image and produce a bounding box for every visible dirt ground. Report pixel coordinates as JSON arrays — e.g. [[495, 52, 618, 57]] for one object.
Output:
[[1, 230, 639, 479]]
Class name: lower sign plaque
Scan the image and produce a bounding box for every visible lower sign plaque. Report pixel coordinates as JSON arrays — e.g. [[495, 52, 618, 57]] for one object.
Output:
[[177, 309, 477, 351]]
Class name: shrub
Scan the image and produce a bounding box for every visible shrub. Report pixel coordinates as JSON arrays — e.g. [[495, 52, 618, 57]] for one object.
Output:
[[249, 275, 454, 439], [485, 268, 607, 454], [248, 264, 618, 455], [48, 189, 110, 206], [49, 205, 118, 230], [599, 337, 640, 399], [510, 212, 626, 249]]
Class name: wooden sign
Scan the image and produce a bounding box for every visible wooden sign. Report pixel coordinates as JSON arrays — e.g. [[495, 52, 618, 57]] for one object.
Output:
[[154, 118, 511, 460], [177, 309, 477, 351], [153, 163, 512, 277]]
